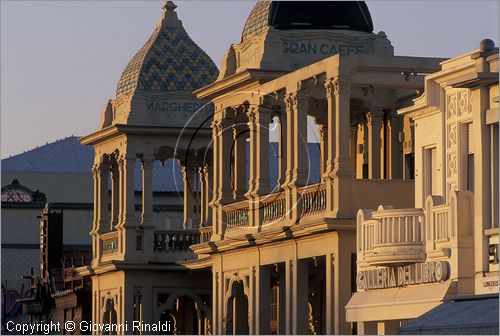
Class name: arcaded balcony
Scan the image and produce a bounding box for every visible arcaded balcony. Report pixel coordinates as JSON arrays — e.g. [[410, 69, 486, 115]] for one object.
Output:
[[358, 206, 426, 267]]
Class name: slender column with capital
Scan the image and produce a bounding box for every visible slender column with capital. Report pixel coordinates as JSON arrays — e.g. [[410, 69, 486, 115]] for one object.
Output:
[[386, 114, 402, 179], [118, 155, 136, 226], [110, 162, 120, 231], [246, 106, 272, 198], [293, 96, 308, 188], [285, 259, 308, 335], [97, 160, 109, 233], [366, 111, 383, 179], [349, 125, 358, 172], [199, 165, 209, 227], [213, 115, 234, 236], [356, 122, 365, 179], [331, 77, 354, 217], [324, 78, 337, 212], [325, 253, 335, 334], [182, 165, 196, 229], [91, 164, 100, 264], [219, 118, 234, 204], [233, 124, 248, 200], [117, 155, 137, 258], [210, 120, 220, 235], [141, 156, 154, 257], [318, 123, 328, 180], [246, 105, 272, 228], [141, 156, 154, 226], [277, 111, 288, 189], [284, 91, 308, 222]]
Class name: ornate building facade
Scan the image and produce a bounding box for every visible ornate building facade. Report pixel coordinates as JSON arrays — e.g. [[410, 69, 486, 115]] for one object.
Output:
[[79, 2, 217, 334], [347, 39, 499, 335], [80, 1, 498, 335]]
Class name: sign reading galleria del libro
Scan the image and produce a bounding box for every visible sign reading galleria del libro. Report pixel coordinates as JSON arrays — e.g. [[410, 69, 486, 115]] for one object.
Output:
[[357, 261, 450, 290]]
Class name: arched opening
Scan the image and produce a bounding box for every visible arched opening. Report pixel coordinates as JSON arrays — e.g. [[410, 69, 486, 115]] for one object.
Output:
[[102, 298, 117, 335], [226, 280, 249, 335], [159, 295, 198, 335]]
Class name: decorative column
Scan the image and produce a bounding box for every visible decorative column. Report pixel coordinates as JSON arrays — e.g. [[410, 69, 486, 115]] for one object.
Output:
[[349, 125, 358, 172], [118, 155, 137, 258], [141, 155, 154, 256], [233, 123, 248, 200], [256, 266, 271, 334], [366, 111, 383, 179], [246, 106, 272, 198], [317, 121, 328, 180], [324, 78, 336, 212], [91, 163, 100, 264], [332, 76, 354, 217], [356, 122, 365, 179], [277, 110, 288, 189], [97, 160, 109, 233], [110, 161, 120, 230], [213, 112, 234, 236], [246, 105, 272, 228], [285, 259, 308, 335], [284, 90, 308, 222], [182, 165, 196, 229], [210, 120, 220, 235], [325, 253, 335, 334], [200, 164, 212, 227], [386, 113, 402, 179]]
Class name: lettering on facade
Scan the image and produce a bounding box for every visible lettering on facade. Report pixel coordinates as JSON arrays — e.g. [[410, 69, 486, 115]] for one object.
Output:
[[482, 280, 499, 289], [282, 41, 365, 56], [146, 101, 213, 114], [357, 261, 449, 290]]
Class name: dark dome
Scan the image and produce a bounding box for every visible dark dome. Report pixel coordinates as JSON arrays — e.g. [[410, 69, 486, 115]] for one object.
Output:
[[241, 1, 374, 42]]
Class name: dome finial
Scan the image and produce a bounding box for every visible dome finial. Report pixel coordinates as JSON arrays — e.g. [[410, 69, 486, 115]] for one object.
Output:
[[162, 1, 177, 12], [158, 0, 181, 28]]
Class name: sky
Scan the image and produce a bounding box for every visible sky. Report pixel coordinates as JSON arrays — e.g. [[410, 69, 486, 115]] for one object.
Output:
[[1, 0, 498, 159]]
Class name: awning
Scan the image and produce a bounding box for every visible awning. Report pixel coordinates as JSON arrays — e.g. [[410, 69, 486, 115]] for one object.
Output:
[[346, 282, 450, 322], [398, 294, 499, 335]]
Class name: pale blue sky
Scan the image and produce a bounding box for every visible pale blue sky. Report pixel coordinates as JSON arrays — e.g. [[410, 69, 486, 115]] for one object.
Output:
[[1, 1, 498, 158]]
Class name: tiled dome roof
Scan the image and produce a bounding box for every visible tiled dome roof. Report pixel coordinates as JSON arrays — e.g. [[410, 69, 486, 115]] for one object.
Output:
[[241, 1, 374, 42], [116, 2, 218, 97]]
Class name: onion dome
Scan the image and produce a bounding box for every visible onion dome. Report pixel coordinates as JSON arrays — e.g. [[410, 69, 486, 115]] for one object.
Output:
[[241, 1, 374, 42], [115, 1, 218, 97]]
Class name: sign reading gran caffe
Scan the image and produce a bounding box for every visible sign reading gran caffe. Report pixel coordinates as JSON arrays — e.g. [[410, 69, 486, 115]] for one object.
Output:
[[357, 261, 449, 290]]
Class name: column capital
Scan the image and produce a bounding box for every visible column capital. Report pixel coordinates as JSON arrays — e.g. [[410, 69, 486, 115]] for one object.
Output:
[[325, 77, 351, 97], [365, 111, 384, 124]]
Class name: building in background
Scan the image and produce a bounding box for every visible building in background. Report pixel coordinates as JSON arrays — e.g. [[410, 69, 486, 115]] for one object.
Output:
[[1, 135, 185, 327], [190, 1, 449, 334], [347, 39, 499, 335]]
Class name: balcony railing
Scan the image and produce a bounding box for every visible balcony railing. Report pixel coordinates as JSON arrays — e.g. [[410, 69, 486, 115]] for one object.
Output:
[[224, 200, 249, 232], [359, 207, 426, 266], [262, 192, 286, 224], [299, 183, 326, 218], [101, 231, 118, 255], [153, 230, 200, 253], [199, 226, 213, 243]]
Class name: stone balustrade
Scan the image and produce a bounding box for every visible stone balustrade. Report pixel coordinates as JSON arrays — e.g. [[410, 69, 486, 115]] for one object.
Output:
[[199, 226, 213, 243], [153, 230, 200, 253], [224, 200, 249, 232], [299, 183, 327, 218], [358, 207, 426, 266], [101, 231, 119, 255], [262, 192, 286, 224], [222, 182, 326, 235]]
